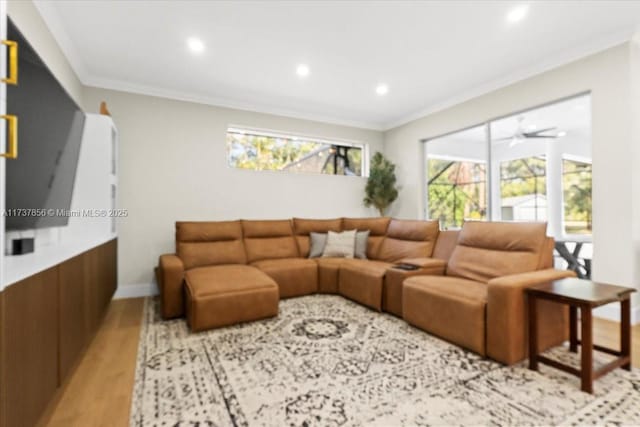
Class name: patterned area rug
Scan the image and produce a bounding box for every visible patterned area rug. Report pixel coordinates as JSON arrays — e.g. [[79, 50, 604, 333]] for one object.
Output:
[[130, 295, 640, 426]]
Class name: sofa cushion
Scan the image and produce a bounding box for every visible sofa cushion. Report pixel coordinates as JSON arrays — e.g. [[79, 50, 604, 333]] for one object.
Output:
[[322, 230, 356, 258], [308, 232, 328, 258], [432, 229, 460, 262], [342, 217, 391, 259], [338, 259, 394, 311], [403, 276, 487, 355], [447, 221, 548, 283], [176, 220, 247, 270], [314, 257, 345, 294], [242, 219, 299, 263], [292, 218, 342, 257], [184, 265, 278, 331], [354, 230, 370, 259], [377, 219, 440, 262], [251, 258, 318, 298]]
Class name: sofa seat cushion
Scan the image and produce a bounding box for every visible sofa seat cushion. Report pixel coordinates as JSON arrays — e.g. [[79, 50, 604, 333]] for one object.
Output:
[[184, 265, 279, 332], [314, 257, 345, 294], [403, 276, 487, 355], [338, 259, 394, 311], [251, 258, 318, 298]]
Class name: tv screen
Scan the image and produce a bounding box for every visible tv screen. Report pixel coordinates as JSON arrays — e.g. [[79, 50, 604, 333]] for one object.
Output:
[[6, 19, 86, 231]]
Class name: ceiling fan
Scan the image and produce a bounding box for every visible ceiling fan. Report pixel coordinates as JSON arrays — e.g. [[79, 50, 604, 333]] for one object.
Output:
[[494, 116, 564, 147]]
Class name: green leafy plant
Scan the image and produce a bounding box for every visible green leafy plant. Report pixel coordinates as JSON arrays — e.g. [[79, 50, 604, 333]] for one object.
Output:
[[364, 152, 399, 216]]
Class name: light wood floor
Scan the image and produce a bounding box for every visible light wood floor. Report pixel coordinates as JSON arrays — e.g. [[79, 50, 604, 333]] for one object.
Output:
[[39, 298, 144, 427], [39, 298, 639, 427]]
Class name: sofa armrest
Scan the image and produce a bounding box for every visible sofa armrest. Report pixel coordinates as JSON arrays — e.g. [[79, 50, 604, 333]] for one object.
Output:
[[395, 258, 446, 274], [486, 268, 576, 364], [158, 254, 186, 319]]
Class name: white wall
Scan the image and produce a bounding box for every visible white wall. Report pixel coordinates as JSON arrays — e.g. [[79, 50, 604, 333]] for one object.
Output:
[[83, 87, 384, 292], [384, 43, 640, 317], [631, 36, 640, 309]]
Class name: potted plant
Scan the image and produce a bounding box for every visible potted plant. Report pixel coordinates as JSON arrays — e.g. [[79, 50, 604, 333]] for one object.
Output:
[[363, 152, 399, 216]]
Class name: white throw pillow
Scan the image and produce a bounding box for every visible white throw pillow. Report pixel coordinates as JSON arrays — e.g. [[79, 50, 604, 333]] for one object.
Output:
[[322, 230, 356, 258]]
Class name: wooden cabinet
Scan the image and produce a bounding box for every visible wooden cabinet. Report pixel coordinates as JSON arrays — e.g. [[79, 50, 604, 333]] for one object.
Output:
[[0, 239, 117, 427], [3, 267, 59, 427]]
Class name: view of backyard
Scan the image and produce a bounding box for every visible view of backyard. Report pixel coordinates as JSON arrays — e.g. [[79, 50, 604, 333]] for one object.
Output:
[[227, 128, 363, 176]]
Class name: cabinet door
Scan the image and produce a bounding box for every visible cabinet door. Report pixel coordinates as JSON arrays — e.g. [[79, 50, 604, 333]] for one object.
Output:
[[2, 267, 59, 427], [58, 254, 88, 381]]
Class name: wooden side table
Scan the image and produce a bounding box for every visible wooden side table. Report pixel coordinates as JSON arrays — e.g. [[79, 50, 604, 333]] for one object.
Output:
[[526, 278, 636, 393]]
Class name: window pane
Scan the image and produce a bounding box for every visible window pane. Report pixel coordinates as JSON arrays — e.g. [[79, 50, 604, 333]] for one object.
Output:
[[425, 125, 487, 229], [563, 159, 592, 234], [226, 129, 363, 176], [428, 159, 487, 228], [499, 156, 547, 221]]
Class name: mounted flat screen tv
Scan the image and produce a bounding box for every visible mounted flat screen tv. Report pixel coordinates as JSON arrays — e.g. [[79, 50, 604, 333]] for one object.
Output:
[[6, 19, 86, 230]]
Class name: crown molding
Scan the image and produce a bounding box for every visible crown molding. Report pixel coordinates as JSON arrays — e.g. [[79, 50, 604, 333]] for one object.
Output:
[[382, 26, 638, 131], [34, 2, 638, 133], [83, 75, 384, 131]]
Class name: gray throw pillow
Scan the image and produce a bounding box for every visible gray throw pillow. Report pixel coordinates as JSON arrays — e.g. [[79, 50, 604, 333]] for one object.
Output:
[[308, 232, 327, 258], [354, 230, 370, 259]]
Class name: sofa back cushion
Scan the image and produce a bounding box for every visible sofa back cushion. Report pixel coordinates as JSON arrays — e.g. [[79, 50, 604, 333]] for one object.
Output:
[[377, 219, 440, 262], [342, 217, 391, 259], [447, 221, 548, 283], [242, 219, 299, 263], [292, 218, 342, 257], [432, 230, 460, 262], [176, 220, 247, 269], [538, 237, 555, 269]]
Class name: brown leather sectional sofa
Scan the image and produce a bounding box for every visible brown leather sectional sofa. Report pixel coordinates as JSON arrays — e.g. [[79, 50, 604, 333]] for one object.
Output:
[[157, 217, 575, 365]]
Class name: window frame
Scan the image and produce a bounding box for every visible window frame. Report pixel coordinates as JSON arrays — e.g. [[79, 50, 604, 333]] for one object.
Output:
[[421, 92, 592, 238], [226, 125, 369, 177]]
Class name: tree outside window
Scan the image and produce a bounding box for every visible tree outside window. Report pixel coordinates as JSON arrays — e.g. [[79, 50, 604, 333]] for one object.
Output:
[[562, 159, 592, 234], [427, 159, 487, 229]]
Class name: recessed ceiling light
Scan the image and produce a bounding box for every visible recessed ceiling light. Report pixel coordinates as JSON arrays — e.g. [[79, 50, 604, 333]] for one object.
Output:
[[506, 5, 529, 23], [376, 84, 389, 96], [187, 37, 205, 54], [296, 64, 310, 77], [557, 131, 568, 137]]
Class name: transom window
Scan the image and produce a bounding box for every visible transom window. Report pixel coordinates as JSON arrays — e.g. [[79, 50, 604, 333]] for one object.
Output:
[[227, 127, 365, 177]]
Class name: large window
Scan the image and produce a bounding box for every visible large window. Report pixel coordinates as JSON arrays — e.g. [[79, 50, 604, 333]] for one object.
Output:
[[227, 128, 365, 176], [423, 94, 592, 239]]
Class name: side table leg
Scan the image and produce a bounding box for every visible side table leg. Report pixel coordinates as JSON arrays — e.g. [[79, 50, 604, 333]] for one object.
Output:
[[528, 296, 539, 370], [621, 297, 631, 371], [569, 305, 578, 352], [580, 306, 593, 393]]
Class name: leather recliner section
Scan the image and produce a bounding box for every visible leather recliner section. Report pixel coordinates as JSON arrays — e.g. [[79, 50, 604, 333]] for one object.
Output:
[[184, 264, 279, 331], [243, 219, 319, 297]]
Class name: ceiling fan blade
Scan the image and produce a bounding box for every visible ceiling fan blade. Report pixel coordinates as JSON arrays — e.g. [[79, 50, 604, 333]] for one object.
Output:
[[492, 136, 514, 142], [524, 127, 556, 136], [524, 135, 557, 138]]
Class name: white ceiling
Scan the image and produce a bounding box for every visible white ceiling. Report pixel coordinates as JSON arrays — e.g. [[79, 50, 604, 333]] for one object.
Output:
[[35, 1, 640, 130]]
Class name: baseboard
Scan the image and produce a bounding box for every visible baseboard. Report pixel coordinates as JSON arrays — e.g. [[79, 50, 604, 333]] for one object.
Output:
[[113, 281, 158, 299], [593, 302, 640, 325]]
